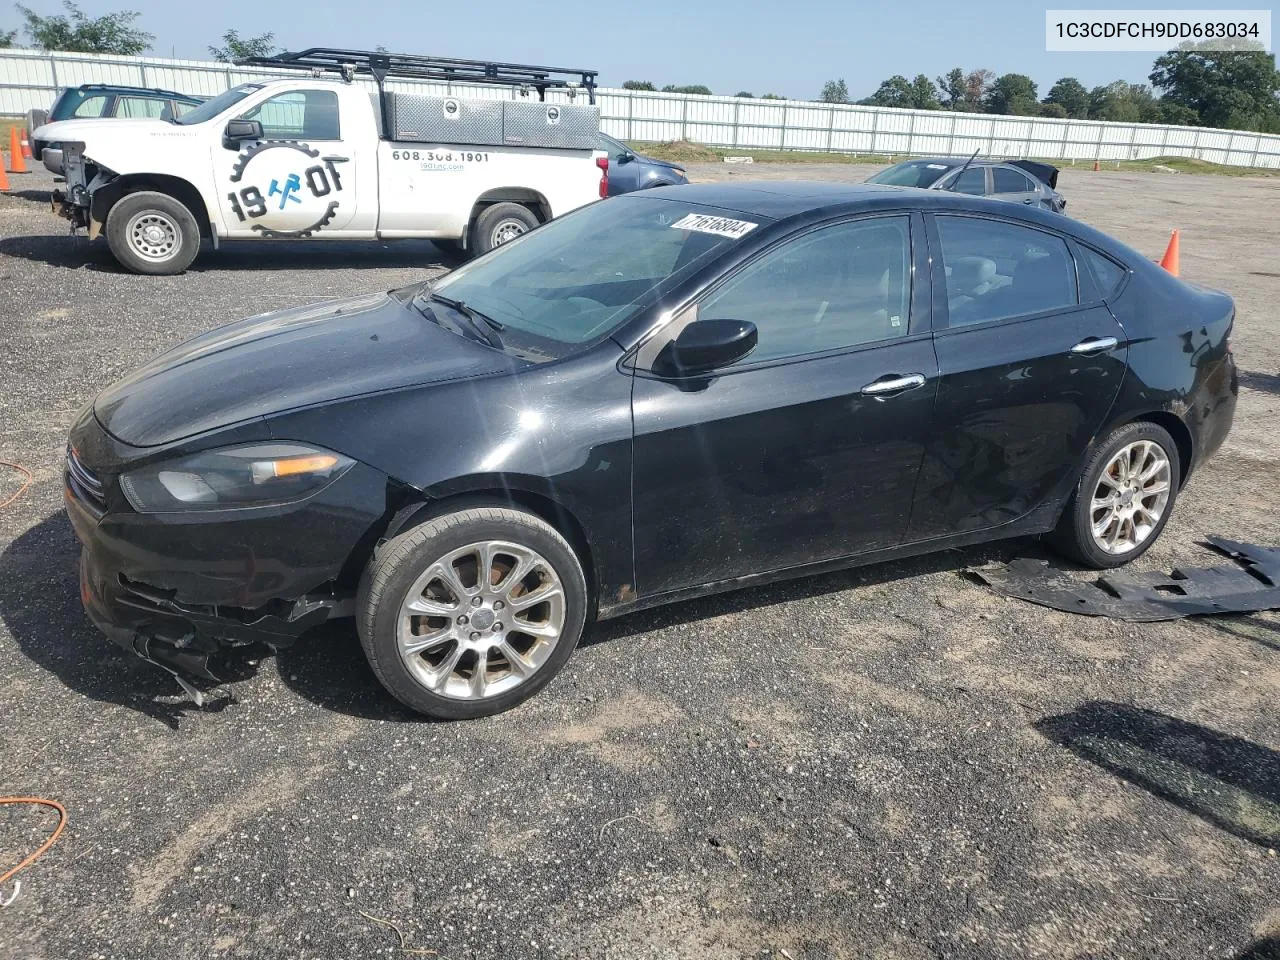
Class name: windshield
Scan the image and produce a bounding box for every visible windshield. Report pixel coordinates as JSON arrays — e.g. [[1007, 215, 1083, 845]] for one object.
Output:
[[867, 160, 955, 188], [174, 83, 262, 125], [430, 196, 769, 349]]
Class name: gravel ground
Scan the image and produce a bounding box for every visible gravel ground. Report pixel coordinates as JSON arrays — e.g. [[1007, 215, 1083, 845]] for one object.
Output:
[[1, 163, 1278, 960]]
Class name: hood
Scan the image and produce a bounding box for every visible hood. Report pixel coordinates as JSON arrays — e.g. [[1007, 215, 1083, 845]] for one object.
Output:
[[33, 117, 183, 150], [94, 289, 514, 447]]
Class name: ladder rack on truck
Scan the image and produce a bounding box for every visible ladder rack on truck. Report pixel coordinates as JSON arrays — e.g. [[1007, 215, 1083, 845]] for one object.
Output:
[[240, 48, 598, 99], [240, 49, 600, 149]]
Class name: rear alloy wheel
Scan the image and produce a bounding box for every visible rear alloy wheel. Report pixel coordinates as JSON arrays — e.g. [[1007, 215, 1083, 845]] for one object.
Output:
[[105, 190, 201, 275], [1052, 421, 1180, 569], [472, 202, 540, 256], [357, 506, 587, 718]]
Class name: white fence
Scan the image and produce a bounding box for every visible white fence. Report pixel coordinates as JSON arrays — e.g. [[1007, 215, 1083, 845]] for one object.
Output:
[[4, 47, 1279, 169]]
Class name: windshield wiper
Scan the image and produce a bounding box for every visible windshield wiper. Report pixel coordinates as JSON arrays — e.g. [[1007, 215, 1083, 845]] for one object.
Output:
[[425, 292, 504, 348]]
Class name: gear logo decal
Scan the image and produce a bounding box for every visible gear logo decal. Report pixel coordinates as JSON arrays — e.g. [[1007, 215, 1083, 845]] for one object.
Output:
[[226, 141, 349, 238]]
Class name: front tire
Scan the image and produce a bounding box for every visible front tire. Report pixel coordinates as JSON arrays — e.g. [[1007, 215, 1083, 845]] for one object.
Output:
[[356, 506, 588, 719], [105, 191, 201, 275], [1051, 421, 1180, 569], [472, 202, 540, 256]]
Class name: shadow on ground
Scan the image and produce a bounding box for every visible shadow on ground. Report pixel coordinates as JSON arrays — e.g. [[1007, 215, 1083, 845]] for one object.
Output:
[[0, 234, 457, 273], [1239, 369, 1280, 397], [3, 509, 1040, 726], [1238, 936, 1280, 959], [1037, 701, 1280, 847]]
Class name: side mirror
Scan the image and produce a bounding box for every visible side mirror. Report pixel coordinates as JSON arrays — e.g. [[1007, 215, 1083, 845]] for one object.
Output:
[[223, 119, 263, 149], [657, 319, 757, 377], [617, 151, 635, 164]]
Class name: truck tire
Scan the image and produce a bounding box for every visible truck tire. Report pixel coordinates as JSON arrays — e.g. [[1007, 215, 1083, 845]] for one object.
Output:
[[472, 203, 540, 256], [105, 191, 201, 276]]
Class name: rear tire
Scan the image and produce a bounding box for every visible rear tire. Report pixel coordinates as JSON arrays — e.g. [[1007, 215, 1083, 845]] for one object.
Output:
[[356, 506, 588, 719], [105, 190, 201, 275], [472, 202, 540, 256], [1051, 421, 1181, 569]]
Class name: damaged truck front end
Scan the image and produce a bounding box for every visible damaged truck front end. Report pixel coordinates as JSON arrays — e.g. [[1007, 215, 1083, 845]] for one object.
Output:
[[50, 143, 114, 241]]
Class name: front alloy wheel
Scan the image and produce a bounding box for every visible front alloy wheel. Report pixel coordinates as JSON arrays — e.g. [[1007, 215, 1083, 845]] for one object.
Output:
[[396, 541, 567, 701], [358, 505, 588, 719]]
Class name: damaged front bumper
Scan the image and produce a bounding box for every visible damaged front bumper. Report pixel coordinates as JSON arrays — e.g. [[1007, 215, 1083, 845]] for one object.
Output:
[[66, 416, 392, 693]]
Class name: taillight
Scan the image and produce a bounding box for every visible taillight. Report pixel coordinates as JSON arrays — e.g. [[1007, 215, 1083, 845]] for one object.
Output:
[[596, 156, 609, 198]]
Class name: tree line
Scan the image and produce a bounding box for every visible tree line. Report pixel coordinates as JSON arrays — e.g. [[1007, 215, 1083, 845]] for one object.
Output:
[[630, 44, 1279, 136], [1, 1, 280, 60]]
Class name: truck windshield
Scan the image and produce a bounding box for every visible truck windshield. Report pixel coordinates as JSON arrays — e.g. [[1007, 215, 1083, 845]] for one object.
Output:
[[174, 84, 262, 125], [429, 196, 770, 349]]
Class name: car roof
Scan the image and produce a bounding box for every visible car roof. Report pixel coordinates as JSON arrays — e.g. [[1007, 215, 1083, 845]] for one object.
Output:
[[641, 180, 1118, 250], [70, 83, 203, 102]]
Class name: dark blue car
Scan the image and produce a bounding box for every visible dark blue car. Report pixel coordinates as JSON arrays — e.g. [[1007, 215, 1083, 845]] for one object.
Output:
[[595, 133, 689, 194], [35, 84, 205, 174]]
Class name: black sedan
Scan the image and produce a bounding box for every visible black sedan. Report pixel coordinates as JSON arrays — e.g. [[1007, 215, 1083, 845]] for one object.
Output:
[[66, 182, 1237, 718]]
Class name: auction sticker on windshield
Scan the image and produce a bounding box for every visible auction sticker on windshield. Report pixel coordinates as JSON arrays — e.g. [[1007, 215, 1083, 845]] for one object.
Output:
[[670, 213, 759, 239]]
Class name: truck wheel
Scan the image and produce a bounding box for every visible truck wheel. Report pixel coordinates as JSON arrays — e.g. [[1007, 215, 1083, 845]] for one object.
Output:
[[472, 203, 540, 256], [356, 505, 588, 719], [105, 191, 201, 275]]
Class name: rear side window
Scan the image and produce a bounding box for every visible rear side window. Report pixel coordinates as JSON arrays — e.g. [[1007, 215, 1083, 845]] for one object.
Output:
[[1078, 246, 1127, 298], [115, 96, 166, 119], [71, 95, 110, 118], [992, 167, 1034, 193], [936, 216, 1078, 327], [951, 167, 986, 195]]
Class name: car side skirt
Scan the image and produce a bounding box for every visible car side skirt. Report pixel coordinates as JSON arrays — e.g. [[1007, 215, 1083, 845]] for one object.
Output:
[[598, 500, 1064, 621]]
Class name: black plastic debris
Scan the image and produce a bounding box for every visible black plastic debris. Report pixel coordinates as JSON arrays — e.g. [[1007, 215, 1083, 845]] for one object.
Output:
[[970, 536, 1280, 622]]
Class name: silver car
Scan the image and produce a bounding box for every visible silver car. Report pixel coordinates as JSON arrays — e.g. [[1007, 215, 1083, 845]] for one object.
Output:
[[868, 157, 1066, 213]]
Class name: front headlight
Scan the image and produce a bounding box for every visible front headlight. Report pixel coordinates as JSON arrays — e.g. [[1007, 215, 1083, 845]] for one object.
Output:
[[119, 443, 355, 514]]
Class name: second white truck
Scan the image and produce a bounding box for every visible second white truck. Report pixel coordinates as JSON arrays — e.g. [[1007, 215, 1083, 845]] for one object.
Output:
[[37, 49, 609, 274]]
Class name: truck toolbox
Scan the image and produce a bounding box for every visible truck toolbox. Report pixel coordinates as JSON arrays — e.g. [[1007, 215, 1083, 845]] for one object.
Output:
[[388, 94, 504, 145], [502, 101, 600, 149]]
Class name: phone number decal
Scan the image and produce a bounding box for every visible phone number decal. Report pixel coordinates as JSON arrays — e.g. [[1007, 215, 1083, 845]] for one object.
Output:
[[391, 150, 490, 162]]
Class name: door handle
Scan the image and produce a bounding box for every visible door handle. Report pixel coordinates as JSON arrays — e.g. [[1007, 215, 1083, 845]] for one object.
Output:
[[1022, 198, 1035, 204], [322, 155, 350, 163], [861, 373, 927, 397], [1070, 336, 1119, 355]]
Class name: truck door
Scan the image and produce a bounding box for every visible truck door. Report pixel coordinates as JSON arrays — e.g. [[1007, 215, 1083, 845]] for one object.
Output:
[[212, 87, 376, 239]]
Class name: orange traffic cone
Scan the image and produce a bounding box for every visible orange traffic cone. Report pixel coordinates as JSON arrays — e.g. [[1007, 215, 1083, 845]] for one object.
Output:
[[8, 127, 27, 173], [20, 130, 32, 159], [0, 157, 10, 192], [1093, 159, 1100, 172], [1159, 229, 1180, 277]]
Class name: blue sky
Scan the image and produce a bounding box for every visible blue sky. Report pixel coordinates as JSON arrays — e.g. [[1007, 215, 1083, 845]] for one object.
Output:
[[15, 0, 1264, 99]]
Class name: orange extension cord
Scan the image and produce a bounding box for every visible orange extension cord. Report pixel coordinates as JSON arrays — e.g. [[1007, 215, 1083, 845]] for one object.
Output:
[[0, 461, 32, 510], [0, 798, 67, 899], [2, 466, 67, 902]]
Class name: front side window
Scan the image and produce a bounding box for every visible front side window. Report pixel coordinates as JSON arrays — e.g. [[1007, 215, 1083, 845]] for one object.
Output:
[[950, 167, 987, 195], [992, 167, 1035, 193], [696, 216, 912, 366], [240, 90, 340, 140], [937, 216, 1078, 327], [430, 197, 767, 349]]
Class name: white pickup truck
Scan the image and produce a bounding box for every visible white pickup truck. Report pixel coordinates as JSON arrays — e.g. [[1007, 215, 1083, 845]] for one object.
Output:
[[36, 49, 608, 274]]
